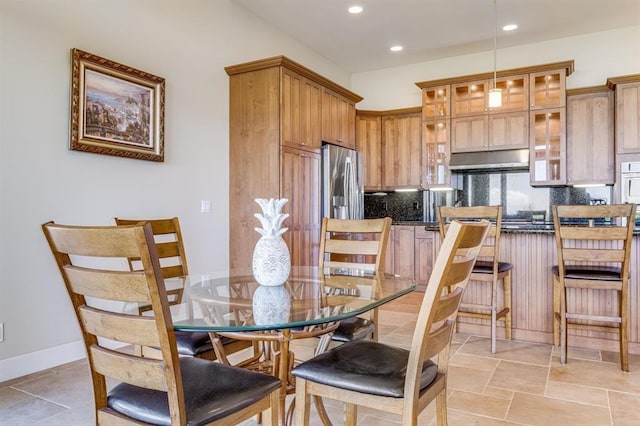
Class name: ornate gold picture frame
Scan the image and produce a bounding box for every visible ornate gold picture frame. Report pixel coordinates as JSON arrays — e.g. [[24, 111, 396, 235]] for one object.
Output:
[[70, 48, 165, 162]]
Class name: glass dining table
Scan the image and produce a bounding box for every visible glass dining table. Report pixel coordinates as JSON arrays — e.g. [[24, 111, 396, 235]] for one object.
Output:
[[165, 266, 416, 425]]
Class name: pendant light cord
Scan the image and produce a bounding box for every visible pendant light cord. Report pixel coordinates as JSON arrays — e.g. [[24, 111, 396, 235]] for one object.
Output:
[[493, 0, 498, 89]]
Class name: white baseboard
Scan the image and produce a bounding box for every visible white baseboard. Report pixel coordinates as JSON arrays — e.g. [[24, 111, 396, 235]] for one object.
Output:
[[0, 340, 86, 382]]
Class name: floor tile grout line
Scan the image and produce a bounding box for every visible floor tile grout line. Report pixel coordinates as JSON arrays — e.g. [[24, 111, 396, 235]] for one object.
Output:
[[7, 385, 72, 409]]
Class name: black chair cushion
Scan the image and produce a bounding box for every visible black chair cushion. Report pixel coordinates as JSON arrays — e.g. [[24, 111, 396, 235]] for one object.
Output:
[[472, 260, 513, 274], [291, 340, 438, 398], [552, 265, 622, 281], [175, 332, 242, 357], [332, 317, 375, 343], [175, 332, 212, 356], [108, 357, 280, 425]]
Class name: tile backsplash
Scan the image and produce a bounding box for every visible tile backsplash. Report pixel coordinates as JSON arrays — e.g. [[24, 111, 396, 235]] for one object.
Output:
[[364, 171, 613, 222]]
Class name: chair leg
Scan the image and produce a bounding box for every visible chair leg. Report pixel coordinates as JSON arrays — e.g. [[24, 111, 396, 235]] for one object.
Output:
[[491, 279, 498, 354], [436, 388, 448, 426], [560, 284, 568, 365], [503, 271, 512, 340], [269, 389, 279, 426], [344, 402, 357, 426], [620, 287, 629, 372], [371, 307, 379, 342], [552, 276, 560, 347], [294, 378, 311, 426]]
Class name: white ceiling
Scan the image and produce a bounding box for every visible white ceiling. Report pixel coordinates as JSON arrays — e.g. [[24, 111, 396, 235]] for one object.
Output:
[[232, 0, 640, 73]]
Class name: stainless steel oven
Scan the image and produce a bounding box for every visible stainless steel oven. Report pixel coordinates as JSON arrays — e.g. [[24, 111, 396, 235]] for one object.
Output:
[[620, 161, 640, 224]]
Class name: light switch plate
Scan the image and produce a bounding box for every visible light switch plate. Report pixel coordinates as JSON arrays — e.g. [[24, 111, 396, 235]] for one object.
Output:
[[200, 200, 211, 214]]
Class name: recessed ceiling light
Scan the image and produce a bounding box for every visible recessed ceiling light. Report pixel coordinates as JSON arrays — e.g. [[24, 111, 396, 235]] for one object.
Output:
[[503, 24, 518, 31], [348, 5, 363, 14], [390, 45, 403, 52]]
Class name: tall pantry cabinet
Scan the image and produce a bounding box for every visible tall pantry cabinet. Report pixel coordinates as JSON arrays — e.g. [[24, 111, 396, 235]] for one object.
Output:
[[225, 56, 362, 269]]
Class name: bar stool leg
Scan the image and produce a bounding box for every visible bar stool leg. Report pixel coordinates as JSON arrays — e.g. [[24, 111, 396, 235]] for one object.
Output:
[[504, 271, 512, 340], [620, 287, 629, 372], [560, 284, 568, 365], [552, 276, 560, 347], [491, 278, 498, 354]]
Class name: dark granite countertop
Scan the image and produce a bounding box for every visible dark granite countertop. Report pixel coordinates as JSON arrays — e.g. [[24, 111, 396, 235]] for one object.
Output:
[[392, 221, 556, 234], [391, 221, 640, 235]]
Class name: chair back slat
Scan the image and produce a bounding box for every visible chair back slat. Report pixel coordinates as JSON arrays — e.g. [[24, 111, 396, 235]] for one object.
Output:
[[432, 287, 464, 324], [423, 320, 454, 360], [80, 306, 161, 347], [64, 266, 151, 302], [324, 218, 390, 233], [90, 346, 168, 391], [324, 239, 381, 256], [560, 226, 629, 240], [562, 248, 625, 263], [44, 225, 143, 258]]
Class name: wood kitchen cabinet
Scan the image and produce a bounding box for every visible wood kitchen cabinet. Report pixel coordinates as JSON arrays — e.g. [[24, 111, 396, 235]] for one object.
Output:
[[281, 147, 322, 267], [423, 119, 451, 188], [226, 56, 362, 270], [382, 108, 422, 189], [566, 86, 614, 185], [282, 68, 322, 150], [356, 111, 383, 191], [385, 225, 415, 279], [530, 69, 566, 110], [607, 74, 640, 155], [422, 85, 450, 119], [414, 227, 434, 290], [530, 108, 566, 185], [322, 88, 356, 149]]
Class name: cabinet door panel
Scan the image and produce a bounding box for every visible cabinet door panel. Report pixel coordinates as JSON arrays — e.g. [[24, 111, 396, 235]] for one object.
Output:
[[489, 112, 529, 150], [567, 90, 614, 185], [392, 226, 415, 279], [451, 116, 488, 152], [383, 113, 422, 189], [281, 147, 321, 266], [282, 69, 321, 150], [616, 83, 640, 154], [356, 115, 383, 190], [423, 120, 450, 188], [530, 108, 566, 185], [414, 231, 434, 287]]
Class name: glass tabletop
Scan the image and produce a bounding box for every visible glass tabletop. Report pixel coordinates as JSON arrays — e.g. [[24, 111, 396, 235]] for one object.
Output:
[[168, 266, 416, 332]]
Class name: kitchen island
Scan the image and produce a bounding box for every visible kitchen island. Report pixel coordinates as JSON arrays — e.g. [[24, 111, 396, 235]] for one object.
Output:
[[386, 221, 640, 354]]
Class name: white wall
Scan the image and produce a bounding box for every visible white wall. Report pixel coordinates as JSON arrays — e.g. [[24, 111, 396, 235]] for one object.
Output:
[[0, 0, 348, 381], [352, 25, 640, 110]]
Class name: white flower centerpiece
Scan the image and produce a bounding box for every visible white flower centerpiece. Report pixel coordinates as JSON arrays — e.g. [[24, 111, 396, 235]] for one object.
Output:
[[252, 198, 291, 287]]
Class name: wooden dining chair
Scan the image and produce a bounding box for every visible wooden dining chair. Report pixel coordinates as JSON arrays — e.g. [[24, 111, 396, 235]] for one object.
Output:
[[115, 217, 251, 362], [438, 206, 512, 353], [42, 221, 280, 425], [292, 219, 490, 426], [318, 217, 392, 343], [552, 204, 636, 371]]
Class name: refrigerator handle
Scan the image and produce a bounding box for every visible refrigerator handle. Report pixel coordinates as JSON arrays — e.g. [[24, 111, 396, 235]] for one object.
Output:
[[344, 157, 353, 219]]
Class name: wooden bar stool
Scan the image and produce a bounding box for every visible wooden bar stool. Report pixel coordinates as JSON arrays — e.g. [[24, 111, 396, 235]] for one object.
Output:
[[438, 205, 512, 353], [552, 204, 636, 371]]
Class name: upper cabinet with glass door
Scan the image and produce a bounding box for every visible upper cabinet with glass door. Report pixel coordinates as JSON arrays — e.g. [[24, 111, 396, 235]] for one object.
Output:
[[530, 69, 567, 110], [422, 85, 450, 119]]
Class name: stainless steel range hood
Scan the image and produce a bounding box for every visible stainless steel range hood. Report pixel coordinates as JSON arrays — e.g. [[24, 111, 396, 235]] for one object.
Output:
[[448, 149, 529, 171]]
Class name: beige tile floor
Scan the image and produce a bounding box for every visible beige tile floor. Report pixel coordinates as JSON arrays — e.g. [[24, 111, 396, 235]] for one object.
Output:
[[2, 291, 640, 425]]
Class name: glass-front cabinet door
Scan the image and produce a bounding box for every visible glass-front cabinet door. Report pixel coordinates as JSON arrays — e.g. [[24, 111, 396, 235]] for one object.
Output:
[[530, 70, 566, 110], [491, 74, 529, 113], [423, 120, 451, 188], [422, 85, 450, 119], [452, 80, 488, 117], [530, 108, 566, 185]]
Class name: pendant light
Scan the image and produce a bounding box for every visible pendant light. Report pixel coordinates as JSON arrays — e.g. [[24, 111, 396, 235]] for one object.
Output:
[[488, 0, 502, 108]]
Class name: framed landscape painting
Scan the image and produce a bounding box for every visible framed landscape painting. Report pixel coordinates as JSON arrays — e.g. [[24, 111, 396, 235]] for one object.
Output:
[[69, 48, 165, 162]]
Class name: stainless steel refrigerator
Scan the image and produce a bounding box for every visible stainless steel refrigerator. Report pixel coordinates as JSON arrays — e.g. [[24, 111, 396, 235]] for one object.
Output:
[[322, 143, 364, 219]]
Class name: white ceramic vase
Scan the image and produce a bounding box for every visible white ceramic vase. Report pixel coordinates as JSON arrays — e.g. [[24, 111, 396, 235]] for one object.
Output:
[[252, 284, 291, 325], [252, 198, 291, 287], [252, 235, 291, 287]]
